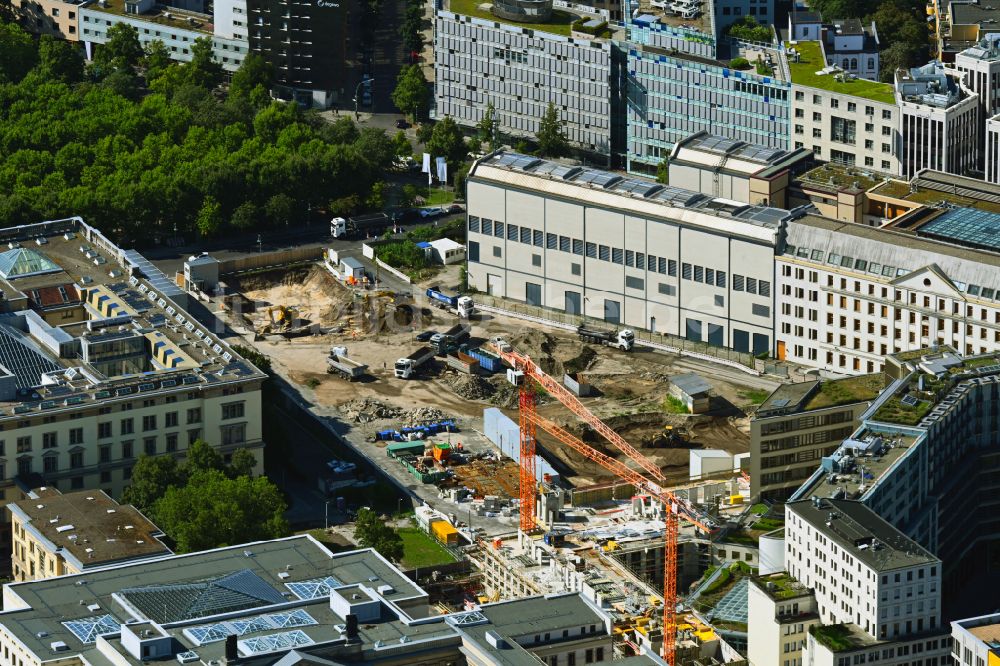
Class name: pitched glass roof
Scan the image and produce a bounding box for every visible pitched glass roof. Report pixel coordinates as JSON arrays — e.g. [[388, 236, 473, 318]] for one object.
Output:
[[918, 208, 1000, 252], [285, 576, 342, 600], [184, 609, 317, 645], [119, 569, 286, 623], [0, 248, 61, 280], [238, 630, 314, 655], [62, 614, 120, 644]]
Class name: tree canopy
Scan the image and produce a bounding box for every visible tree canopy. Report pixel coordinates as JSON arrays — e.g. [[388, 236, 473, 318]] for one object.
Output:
[[391, 64, 430, 121], [0, 19, 396, 243], [354, 507, 404, 562], [536, 102, 569, 158]]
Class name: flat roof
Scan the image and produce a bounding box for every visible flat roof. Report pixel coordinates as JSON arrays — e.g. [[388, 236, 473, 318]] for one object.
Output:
[[0, 219, 265, 413], [785, 41, 896, 104], [797, 163, 886, 193], [910, 207, 1000, 253], [82, 0, 215, 33], [472, 152, 804, 244], [443, 0, 588, 38], [787, 498, 939, 571], [873, 170, 1000, 214], [671, 373, 711, 396], [757, 374, 885, 416], [7, 490, 170, 568], [671, 132, 812, 179], [952, 1, 1000, 25]]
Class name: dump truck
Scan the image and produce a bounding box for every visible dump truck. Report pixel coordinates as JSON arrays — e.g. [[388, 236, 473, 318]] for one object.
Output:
[[394, 345, 436, 379], [330, 212, 392, 239], [326, 346, 368, 381], [577, 324, 635, 351], [431, 323, 472, 356], [426, 286, 474, 318]]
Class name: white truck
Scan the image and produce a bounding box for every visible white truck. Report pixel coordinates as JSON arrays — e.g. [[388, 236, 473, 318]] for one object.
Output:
[[394, 345, 437, 379], [426, 286, 474, 318], [577, 324, 635, 351], [326, 346, 368, 381]]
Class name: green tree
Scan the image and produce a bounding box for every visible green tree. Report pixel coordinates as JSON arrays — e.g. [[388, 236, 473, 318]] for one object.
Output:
[[353, 508, 404, 562], [185, 438, 225, 473], [453, 162, 470, 194], [153, 469, 289, 553], [37, 36, 84, 83], [477, 102, 500, 152], [656, 159, 669, 184], [879, 41, 919, 83], [265, 193, 296, 226], [392, 130, 412, 158], [323, 116, 360, 144], [536, 102, 568, 157], [232, 345, 272, 374], [95, 23, 143, 72], [391, 65, 430, 121], [143, 40, 172, 82], [228, 448, 258, 478], [186, 36, 224, 89], [196, 196, 223, 236], [230, 53, 274, 98], [725, 16, 772, 42], [425, 116, 466, 168], [0, 20, 38, 82], [231, 201, 258, 229], [366, 181, 387, 209], [400, 183, 420, 207], [121, 454, 183, 512]]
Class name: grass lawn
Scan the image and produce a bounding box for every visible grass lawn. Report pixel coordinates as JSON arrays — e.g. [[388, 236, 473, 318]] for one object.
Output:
[[663, 395, 689, 414], [448, 0, 577, 35], [739, 388, 770, 405], [786, 41, 896, 104], [399, 527, 458, 569], [423, 189, 456, 206], [749, 503, 769, 515]]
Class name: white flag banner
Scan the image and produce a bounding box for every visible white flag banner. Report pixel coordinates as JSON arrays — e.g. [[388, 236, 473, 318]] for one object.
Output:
[[436, 157, 448, 184], [421, 153, 431, 174]]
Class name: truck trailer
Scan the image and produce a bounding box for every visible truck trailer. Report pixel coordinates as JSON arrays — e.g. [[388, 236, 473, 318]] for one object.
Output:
[[330, 213, 392, 239], [394, 345, 436, 379], [577, 324, 635, 351], [426, 286, 474, 318], [326, 346, 368, 380]]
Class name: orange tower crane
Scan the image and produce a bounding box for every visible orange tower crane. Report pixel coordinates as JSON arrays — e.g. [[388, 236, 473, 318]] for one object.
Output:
[[493, 341, 716, 665]]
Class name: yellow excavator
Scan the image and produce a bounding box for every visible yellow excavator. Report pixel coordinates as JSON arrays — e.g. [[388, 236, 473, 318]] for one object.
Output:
[[652, 425, 689, 448], [267, 305, 298, 329]]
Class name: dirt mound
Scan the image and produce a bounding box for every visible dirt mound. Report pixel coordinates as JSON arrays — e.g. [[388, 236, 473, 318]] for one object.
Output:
[[488, 378, 519, 409], [507, 329, 595, 377], [339, 397, 450, 424], [447, 374, 496, 401]]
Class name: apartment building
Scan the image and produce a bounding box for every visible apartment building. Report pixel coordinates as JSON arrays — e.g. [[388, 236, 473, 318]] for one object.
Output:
[[786, 41, 901, 175], [9, 0, 86, 40], [79, 0, 248, 72], [775, 206, 1000, 373], [433, 4, 613, 156], [897, 62, 979, 178], [952, 613, 1000, 665], [7, 488, 170, 582], [747, 573, 819, 666], [666, 132, 813, 207], [0, 534, 627, 666], [466, 152, 805, 355], [749, 374, 886, 501], [0, 217, 265, 573], [624, 10, 792, 174]]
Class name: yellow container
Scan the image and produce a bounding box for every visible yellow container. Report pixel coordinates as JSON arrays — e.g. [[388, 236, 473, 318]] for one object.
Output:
[[431, 520, 460, 546], [729, 495, 744, 504]]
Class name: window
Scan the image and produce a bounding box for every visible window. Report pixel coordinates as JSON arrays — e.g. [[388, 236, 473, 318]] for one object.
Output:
[[166, 412, 178, 428], [571, 263, 581, 276], [507, 225, 518, 241], [99, 444, 111, 464], [848, 102, 856, 112], [142, 415, 157, 431], [221, 423, 246, 446], [733, 275, 745, 291], [532, 254, 541, 267], [682, 263, 693, 280], [831, 98, 839, 109], [122, 441, 133, 459], [795, 91, 804, 100], [16, 436, 31, 453], [532, 230, 543, 247], [43, 432, 57, 449], [659, 283, 676, 296], [70, 428, 83, 445], [144, 437, 156, 456], [585, 242, 596, 258], [813, 112, 822, 121], [599, 245, 610, 261], [44, 455, 58, 474], [813, 94, 822, 104], [882, 109, 892, 120], [468, 217, 480, 233], [881, 143, 891, 153], [482, 219, 492, 236], [812, 128, 822, 138], [881, 126, 891, 136], [625, 276, 644, 290], [121, 418, 134, 435], [546, 233, 557, 249], [188, 429, 201, 445], [519, 227, 531, 244], [494, 221, 504, 238], [572, 239, 583, 255], [559, 236, 570, 252], [753, 303, 771, 317], [492, 246, 501, 258], [187, 408, 202, 424], [70, 451, 83, 469], [694, 265, 704, 282], [166, 433, 178, 452], [611, 248, 623, 264], [831, 117, 856, 144]]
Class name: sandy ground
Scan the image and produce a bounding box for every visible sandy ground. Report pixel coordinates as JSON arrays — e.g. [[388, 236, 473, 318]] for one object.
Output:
[[225, 263, 771, 490]]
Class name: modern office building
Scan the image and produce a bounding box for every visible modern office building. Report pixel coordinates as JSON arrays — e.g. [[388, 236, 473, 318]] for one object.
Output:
[[0, 217, 265, 573], [0, 534, 633, 666], [952, 613, 1000, 665], [897, 61, 979, 178], [954, 35, 1000, 124], [9, 0, 87, 40], [775, 205, 1000, 372], [785, 41, 901, 175], [666, 132, 812, 208], [79, 0, 249, 72], [433, 5, 614, 156], [747, 573, 819, 666], [466, 152, 808, 355], [244, 0, 349, 106], [7, 488, 170, 582], [749, 374, 886, 501], [987, 114, 1000, 183]]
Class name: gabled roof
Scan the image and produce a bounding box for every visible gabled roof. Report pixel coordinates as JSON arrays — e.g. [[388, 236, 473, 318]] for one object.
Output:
[[0, 248, 62, 280]]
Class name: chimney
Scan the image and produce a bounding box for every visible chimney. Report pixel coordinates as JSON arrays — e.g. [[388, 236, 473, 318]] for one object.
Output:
[[224, 634, 237, 662], [345, 614, 359, 642]]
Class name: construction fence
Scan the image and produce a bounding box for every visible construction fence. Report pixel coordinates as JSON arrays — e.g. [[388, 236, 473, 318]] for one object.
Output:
[[473, 294, 761, 373], [218, 247, 325, 275]]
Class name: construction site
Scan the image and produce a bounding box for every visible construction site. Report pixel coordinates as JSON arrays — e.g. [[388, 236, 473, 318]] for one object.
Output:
[[210, 256, 776, 665]]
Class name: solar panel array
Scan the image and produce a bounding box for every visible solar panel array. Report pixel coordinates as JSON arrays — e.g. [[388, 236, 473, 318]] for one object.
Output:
[[123, 249, 185, 300], [285, 576, 343, 600], [185, 609, 317, 646], [238, 630, 314, 655], [611, 179, 663, 197], [63, 614, 120, 644], [572, 169, 622, 188]]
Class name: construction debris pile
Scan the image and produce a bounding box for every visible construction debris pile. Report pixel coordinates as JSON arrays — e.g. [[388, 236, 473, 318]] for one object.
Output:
[[339, 398, 450, 424], [445, 374, 497, 401]]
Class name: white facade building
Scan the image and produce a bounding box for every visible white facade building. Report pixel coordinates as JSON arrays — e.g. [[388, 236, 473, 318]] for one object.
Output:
[[433, 10, 613, 156], [897, 62, 979, 178], [954, 35, 1000, 121], [213, 0, 247, 41], [775, 207, 1000, 373], [466, 152, 806, 355], [952, 613, 1000, 666], [988, 114, 1000, 183]]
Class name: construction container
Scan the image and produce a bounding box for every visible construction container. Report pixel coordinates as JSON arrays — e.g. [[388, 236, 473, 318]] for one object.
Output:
[[446, 352, 479, 375], [433, 443, 451, 461], [387, 441, 425, 458], [431, 520, 460, 546], [465, 347, 503, 373], [729, 494, 744, 505]]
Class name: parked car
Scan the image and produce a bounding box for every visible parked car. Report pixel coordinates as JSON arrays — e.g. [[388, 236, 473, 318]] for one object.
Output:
[[446, 204, 464, 214], [416, 330, 437, 342], [395, 118, 410, 129], [418, 207, 445, 219]]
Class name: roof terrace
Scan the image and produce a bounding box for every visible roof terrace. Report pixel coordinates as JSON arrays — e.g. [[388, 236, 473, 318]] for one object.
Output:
[[785, 40, 896, 104], [798, 163, 887, 193], [83, 0, 214, 32]]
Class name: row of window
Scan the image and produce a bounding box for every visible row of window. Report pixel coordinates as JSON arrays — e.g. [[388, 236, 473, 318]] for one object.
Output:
[[681, 263, 726, 288], [795, 92, 891, 119]]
